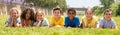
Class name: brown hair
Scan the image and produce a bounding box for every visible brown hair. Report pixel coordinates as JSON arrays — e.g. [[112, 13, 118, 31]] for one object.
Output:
[[67, 8, 76, 15], [104, 9, 112, 15], [53, 8, 62, 13], [9, 7, 19, 14], [35, 10, 45, 16], [34, 10, 45, 22], [21, 8, 35, 21], [85, 8, 93, 13]]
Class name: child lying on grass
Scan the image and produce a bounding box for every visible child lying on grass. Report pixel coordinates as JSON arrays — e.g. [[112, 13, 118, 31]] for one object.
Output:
[[5, 7, 21, 27], [34, 10, 49, 27]]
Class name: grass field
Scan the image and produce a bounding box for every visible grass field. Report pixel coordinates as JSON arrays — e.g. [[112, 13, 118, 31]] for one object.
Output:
[[0, 15, 120, 35]]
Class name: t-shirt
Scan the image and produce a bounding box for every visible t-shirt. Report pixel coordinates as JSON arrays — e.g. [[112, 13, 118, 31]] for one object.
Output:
[[82, 16, 98, 28], [34, 18, 49, 26], [5, 18, 21, 27], [50, 16, 64, 26], [65, 16, 80, 27], [98, 17, 116, 28]]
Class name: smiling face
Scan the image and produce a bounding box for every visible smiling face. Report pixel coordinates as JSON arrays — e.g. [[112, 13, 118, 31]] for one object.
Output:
[[36, 11, 44, 21], [85, 8, 93, 20], [25, 10, 31, 20], [53, 10, 61, 18], [104, 11, 112, 21], [67, 11, 75, 20], [10, 9, 18, 19], [67, 9, 76, 20]]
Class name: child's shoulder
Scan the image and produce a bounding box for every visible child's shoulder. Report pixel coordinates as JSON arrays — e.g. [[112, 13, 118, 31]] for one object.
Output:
[[81, 16, 86, 19], [65, 16, 69, 18], [43, 18, 49, 20], [111, 18, 115, 22], [74, 16, 79, 19], [92, 16, 98, 20], [60, 16, 64, 18], [6, 18, 11, 22], [99, 17, 106, 21]]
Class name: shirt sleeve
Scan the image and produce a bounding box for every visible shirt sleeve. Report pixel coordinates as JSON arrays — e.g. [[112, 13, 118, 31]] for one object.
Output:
[[98, 19, 104, 26], [7, 18, 11, 23], [75, 17, 80, 26], [50, 17, 54, 25], [65, 17, 68, 27], [33, 22, 37, 26], [5, 18, 11, 27], [43, 19, 50, 26], [111, 19, 116, 27], [60, 17, 64, 26], [16, 18, 21, 24]]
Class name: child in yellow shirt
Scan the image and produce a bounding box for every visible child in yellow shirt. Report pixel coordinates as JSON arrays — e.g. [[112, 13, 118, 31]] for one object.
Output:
[[50, 8, 64, 27], [81, 8, 98, 28]]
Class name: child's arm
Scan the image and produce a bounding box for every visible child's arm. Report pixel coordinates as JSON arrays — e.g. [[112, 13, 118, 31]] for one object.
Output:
[[81, 20, 85, 28], [112, 21, 118, 29], [75, 18, 80, 28], [59, 19, 64, 26], [36, 20, 42, 27], [50, 23, 55, 27], [43, 19, 50, 27], [113, 26, 118, 29], [50, 20, 55, 27], [99, 25, 103, 29], [13, 18, 21, 27], [8, 18, 14, 27], [65, 18, 68, 27], [94, 22, 97, 28], [13, 19, 17, 27], [98, 19, 104, 29]]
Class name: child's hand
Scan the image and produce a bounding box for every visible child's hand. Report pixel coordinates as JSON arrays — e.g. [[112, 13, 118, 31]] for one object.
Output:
[[36, 21, 41, 27]]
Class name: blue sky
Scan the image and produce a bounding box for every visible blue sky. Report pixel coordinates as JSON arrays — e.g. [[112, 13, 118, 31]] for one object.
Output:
[[66, 0, 101, 8]]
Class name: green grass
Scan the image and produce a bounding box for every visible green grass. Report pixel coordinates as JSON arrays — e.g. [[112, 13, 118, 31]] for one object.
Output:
[[0, 15, 120, 35]]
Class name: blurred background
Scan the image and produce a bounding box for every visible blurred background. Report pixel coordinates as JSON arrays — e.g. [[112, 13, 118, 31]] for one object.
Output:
[[0, 0, 120, 16]]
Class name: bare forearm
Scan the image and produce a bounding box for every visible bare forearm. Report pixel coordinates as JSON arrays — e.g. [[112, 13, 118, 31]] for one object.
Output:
[[36, 22, 41, 27]]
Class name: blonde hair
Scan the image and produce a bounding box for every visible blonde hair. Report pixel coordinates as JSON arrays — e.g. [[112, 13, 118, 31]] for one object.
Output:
[[35, 9, 45, 17], [9, 7, 20, 18], [9, 7, 19, 15]]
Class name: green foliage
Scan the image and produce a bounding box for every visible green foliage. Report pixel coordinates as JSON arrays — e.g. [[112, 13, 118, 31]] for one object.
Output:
[[115, 4, 120, 16], [24, 0, 67, 12], [100, 0, 114, 9], [93, 6, 102, 15], [94, 0, 120, 16], [25, 0, 67, 9], [109, 2, 120, 16]]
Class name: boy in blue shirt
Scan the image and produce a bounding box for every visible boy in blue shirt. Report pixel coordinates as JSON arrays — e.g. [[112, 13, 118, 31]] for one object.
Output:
[[65, 8, 80, 27]]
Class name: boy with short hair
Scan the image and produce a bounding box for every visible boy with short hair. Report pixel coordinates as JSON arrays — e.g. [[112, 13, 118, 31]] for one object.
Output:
[[98, 9, 117, 29], [65, 8, 80, 27], [50, 8, 64, 27]]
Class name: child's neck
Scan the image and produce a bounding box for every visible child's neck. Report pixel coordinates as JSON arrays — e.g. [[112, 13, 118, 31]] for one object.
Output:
[[104, 17, 111, 22], [69, 18, 74, 22], [87, 18, 92, 23], [70, 19, 73, 22], [55, 16, 60, 21], [88, 18, 92, 21], [106, 19, 111, 22]]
